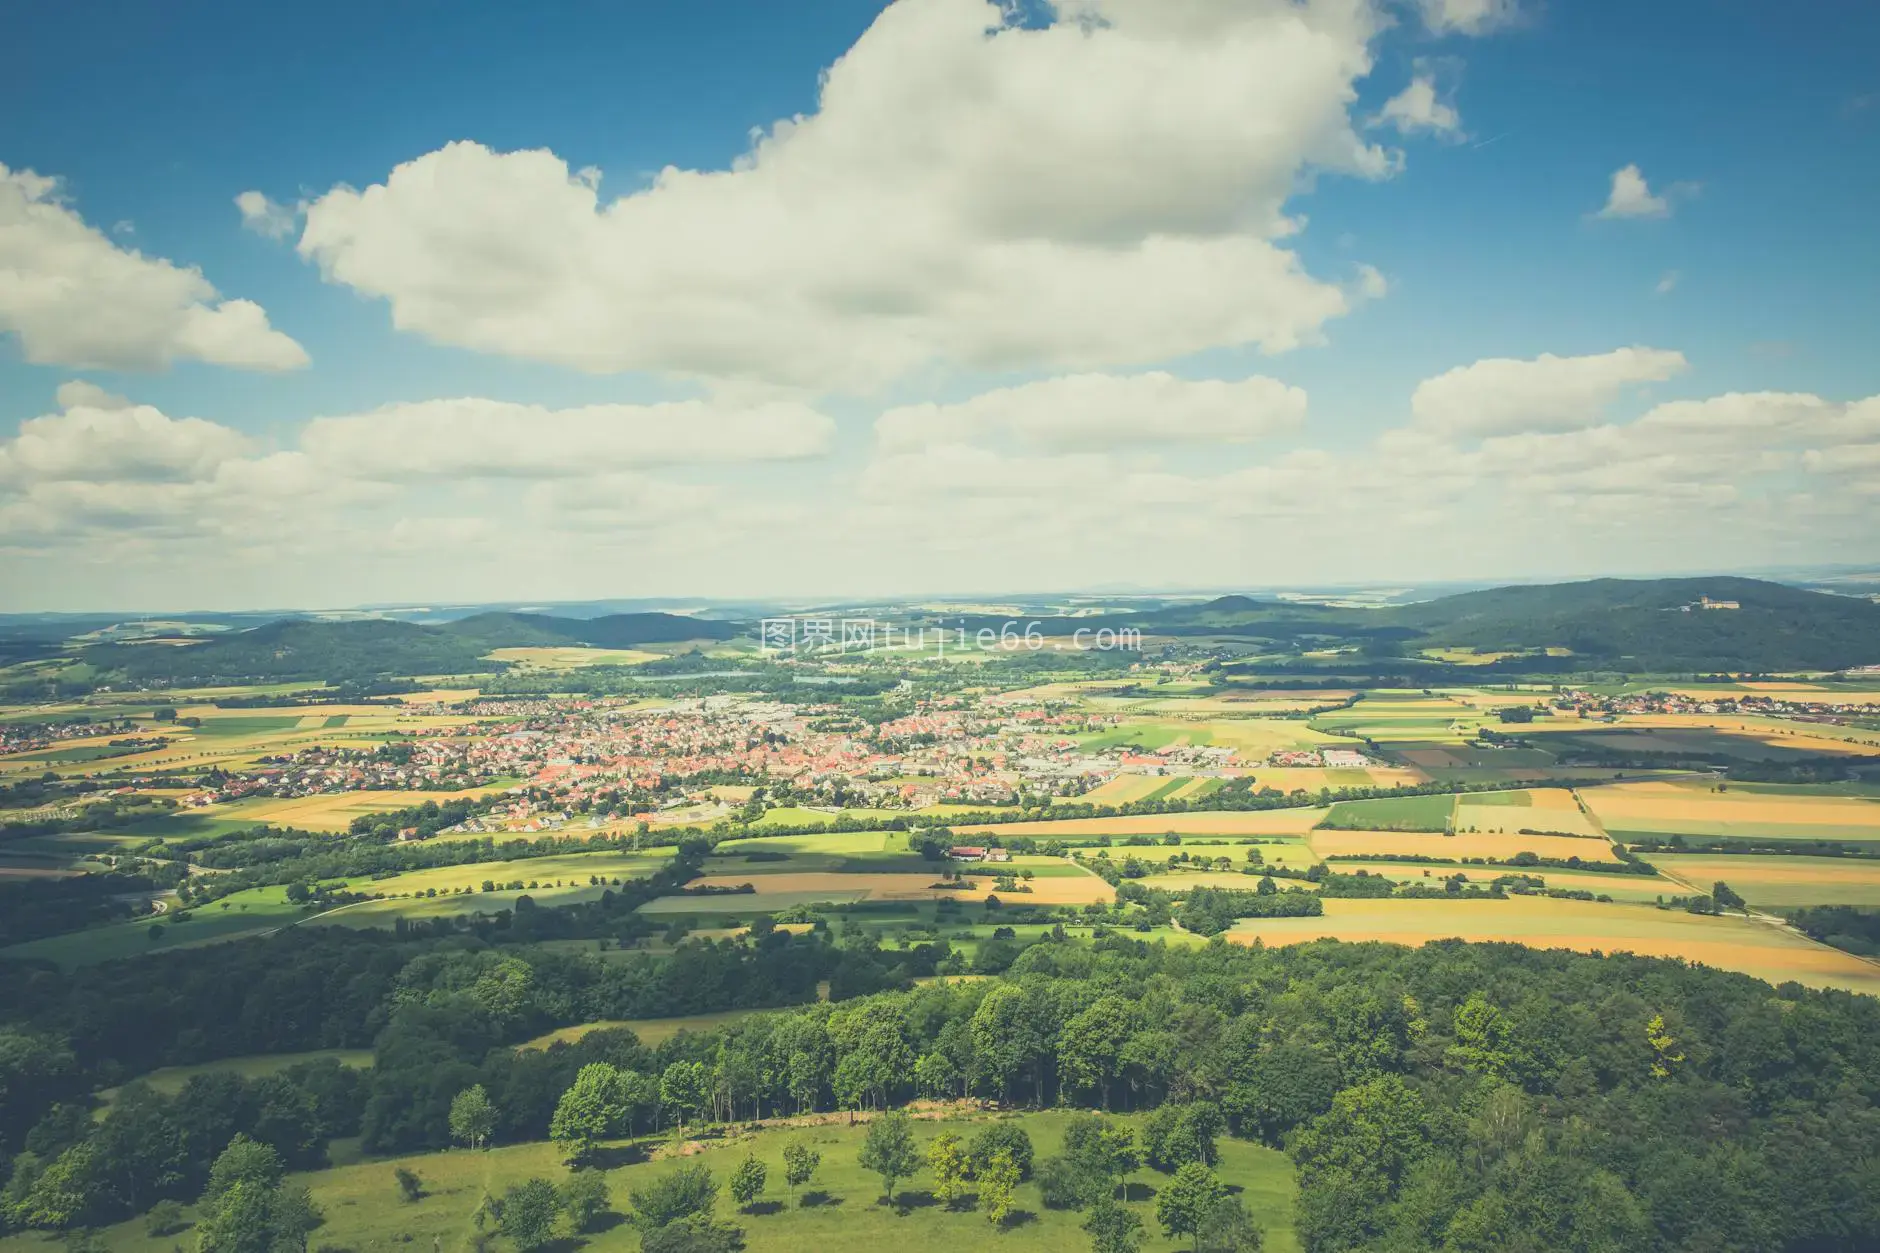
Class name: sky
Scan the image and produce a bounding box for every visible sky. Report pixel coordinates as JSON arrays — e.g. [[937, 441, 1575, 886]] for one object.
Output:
[[2, 0, 1878, 613]]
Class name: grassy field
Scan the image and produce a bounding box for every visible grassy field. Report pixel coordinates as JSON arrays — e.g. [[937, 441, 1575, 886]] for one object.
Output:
[[1642, 853, 1880, 907], [1, 885, 307, 968], [96, 1049, 373, 1109], [518, 1010, 769, 1050], [485, 646, 662, 669], [0, 1108, 1299, 1253], [1227, 896, 1880, 995], [1318, 793, 1456, 832]]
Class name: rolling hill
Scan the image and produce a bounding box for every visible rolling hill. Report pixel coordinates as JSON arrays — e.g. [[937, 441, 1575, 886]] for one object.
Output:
[[440, 611, 745, 650], [1131, 577, 1880, 671]]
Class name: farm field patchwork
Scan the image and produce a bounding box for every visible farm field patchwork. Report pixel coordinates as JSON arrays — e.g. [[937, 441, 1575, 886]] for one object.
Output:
[[1227, 896, 1880, 995]]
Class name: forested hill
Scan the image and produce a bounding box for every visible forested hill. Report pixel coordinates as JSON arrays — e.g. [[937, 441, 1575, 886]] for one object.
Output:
[[1128, 578, 1880, 671], [440, 611, 744, 650], [1386, 576, 1880, 670], [83, 619, 498, 685]]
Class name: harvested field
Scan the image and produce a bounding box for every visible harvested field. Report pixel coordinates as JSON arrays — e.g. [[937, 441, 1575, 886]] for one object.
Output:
[[204, 787, 512, 832], [1308, 828, 1622, 863], [1456, 788, 1602, 837], [1081, 775, 1178, 805], [954, 809, 1327, 838], [1226, 896, 1880, 994], [1581, 781, 1880, 841], [1643, 854, 1880, 907], [1138, 869, 1319, 891], [1331, 860, 1674, 902]]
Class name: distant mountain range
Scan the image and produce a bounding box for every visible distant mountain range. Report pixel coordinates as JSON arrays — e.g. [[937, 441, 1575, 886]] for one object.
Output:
[[79, 612, 742, 685], [30, 576, 1880, 685]]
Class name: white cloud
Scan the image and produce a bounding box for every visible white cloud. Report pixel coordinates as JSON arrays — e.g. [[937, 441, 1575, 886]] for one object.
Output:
[[1655, 270, 1679, 295], [874, 372, 1307, 452], [0, 383, 252, 486], [0, 164, 309, 372], [1415, 0, 1522, 35], [235, 190, 300, 240], [298, 397, 836, 479], [295, 0, 1394, 390], [1374, 76, 1461, 136], [1410, 346, 1689, 437], [1597, 164, 1670, 219]]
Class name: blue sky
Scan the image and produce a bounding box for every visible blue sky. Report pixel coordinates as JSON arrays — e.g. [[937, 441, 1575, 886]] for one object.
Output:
[[2, 0, 1877, 611]]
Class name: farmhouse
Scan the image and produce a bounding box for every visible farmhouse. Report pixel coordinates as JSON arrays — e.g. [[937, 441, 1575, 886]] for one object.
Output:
[[949, 846, 1013, 862]]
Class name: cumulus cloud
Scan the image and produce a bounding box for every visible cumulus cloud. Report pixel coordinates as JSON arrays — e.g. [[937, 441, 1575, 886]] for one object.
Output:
[[235, 190, 300, 240], [874, 372, 1307, 453], [1374, 75, 1461, 136], [0, 383, 252, 486], [0, 164, 309, 372], [1410, 346, 1689, 437], [1415, 0, 1522, 35], [1597, 164, 1671, 219], [299, 397, 836, 479], [295, 0, 1394, 390]]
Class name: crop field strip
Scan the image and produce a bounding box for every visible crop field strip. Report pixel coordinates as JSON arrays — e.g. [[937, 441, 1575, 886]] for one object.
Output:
[[1226, 896, 1880, 995]]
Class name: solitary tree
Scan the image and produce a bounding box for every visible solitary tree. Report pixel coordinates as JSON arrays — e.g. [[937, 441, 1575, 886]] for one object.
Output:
[[782, 1141, 820, 1198], [729, 1155, 767, 1212], [858, 1111, 920, 1207], [450, 1084, 497, 1150]]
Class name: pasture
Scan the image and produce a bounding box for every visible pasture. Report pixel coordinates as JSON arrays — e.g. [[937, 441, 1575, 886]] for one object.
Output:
[[5, 1109, 1299, 1253], [1227, 896, 1880, 995], [1318, 793, 1456, 832]]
